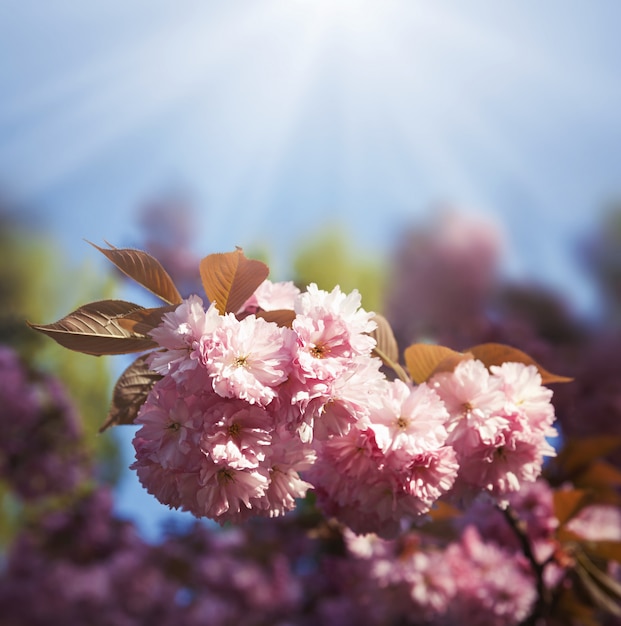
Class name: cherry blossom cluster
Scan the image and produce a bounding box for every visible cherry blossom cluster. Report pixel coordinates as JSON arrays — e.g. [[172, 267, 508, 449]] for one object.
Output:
[[132, 279, 558, 531], [3, 477, 620, 626], [0, 488, 304, 626], [430, 359, 557, 506], [336, 480, 570, 626], [0, 346, 89, 500]]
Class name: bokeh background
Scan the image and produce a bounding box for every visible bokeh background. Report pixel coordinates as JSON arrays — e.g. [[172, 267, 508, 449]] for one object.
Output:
[[2, 0, 621, 539]]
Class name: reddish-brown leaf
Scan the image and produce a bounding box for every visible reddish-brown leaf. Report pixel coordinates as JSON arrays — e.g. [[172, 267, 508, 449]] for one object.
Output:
[[27, 300, 158, 355], [554, 488, 589, 527], [404, 343, 470, 384], [370, 313, 399, 365], [199, 249, 269, 314], [573, 460, 621, 490], [568, 539, 621, 565], [116, 305, 177, 336], [556, 436, 621, 476], [89, 242, 183, 305], [426, 501, 461, 521], [467, 342, 573, 384], [556, 587, 601, 626], [99, 354, 162, 432], [255, 309, 297, 328]]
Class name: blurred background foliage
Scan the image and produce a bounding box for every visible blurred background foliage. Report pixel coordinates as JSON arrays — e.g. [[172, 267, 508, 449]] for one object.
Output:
[[3, 191, 621, 540], [2, 193, 621, 623], [291, 224, 386, 314], [0, 203, 123, 491]]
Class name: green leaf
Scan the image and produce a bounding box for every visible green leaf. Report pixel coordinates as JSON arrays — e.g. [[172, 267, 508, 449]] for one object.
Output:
[[199, 248, 269, 315], [27, 300, 157, 355], [89, 241, 183, 305], [467, 342, 573, 384], [99, 354, 162, 432]]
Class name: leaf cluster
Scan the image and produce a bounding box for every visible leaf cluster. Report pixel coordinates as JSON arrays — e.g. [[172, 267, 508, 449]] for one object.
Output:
[[29, 240, 621, 623], [29, 245, 272, 432], [30, 243, 575, 435]]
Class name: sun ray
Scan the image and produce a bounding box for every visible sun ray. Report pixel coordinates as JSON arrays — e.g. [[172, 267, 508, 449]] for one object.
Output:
[[0, 0, 619, 290]]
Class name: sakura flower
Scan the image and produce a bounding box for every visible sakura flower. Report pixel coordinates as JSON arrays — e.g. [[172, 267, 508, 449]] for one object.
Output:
[[259, 428, 316, 517], [308, 426, 391, 533], [491, 362, 555, 433], [131, 448, 191, 512], [148, 296, 221, 391], [566, 504, 621, 541], [310, 402, 458, 536], [241, 279, 300, 313], [369, 379, 450, 455], [386, 446, 459, 517], [453, 424, 556, 504], [133, 377, 204, 470], [403, 550, 456, 616], [292, 284, 377, 383], [200, 397, 273, 470], [301, 354, 386, 441], [444, 526, 537, 626], [196, 460, 269, 524], [432, 359, 557, 504], [295, 283, 376, 341], [199, 313, 295, 406], [431, 358, 507, 453]]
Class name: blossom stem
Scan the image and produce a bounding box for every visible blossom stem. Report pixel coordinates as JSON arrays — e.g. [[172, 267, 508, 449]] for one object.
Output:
[[499, 503, 552, 625], [371, 346, 410, 383]]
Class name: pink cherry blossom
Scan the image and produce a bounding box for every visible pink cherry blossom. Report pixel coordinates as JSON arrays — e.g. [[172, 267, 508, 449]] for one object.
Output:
[[200, 397, 273, 470], [492, 362, 555, 433], [241, 279, 300, 312], [259, 428, 316, 517], [431, 358, 507, 450], [369, 379, 450, 455], [196, 460, 269, 524], [291, 284, 377, 383], [148, 296, 222, 392], [566, 504, 621, 541], [432, 359, 557, 504], [132, 378, 205, 471], [198, 313, 295, 406], [302, 355, 386, 441], [386, 446, 459, 516], [444, 526, 537, 626]]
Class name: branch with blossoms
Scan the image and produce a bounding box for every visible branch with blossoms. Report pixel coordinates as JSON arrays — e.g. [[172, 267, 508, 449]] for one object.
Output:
[[27, 244, 621, 623]]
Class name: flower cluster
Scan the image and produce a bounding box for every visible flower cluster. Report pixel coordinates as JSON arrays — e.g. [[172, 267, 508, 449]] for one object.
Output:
[[132, 278, 557, 532], [0, 346, 90, 500], [431, 359, 557, 505], [4, 475, 619, 626], [343, 523, 538, 626], [0, 488, 305, 626]]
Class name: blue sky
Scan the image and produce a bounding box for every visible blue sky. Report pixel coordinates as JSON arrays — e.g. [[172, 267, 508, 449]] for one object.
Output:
[[2, 0, 621, 537]]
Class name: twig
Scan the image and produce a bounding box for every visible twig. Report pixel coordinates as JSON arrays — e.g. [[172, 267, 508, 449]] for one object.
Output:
[[499, 503, 552, 625]]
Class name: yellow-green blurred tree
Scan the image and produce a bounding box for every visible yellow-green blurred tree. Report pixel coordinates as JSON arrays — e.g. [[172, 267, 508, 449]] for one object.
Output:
[[291, 223, 387, 314], [0, 209, 122, 484]]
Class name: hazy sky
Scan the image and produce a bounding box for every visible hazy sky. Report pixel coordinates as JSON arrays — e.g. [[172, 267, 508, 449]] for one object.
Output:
[[2, 2, 620, 284], [2, 0, 621, 537]]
